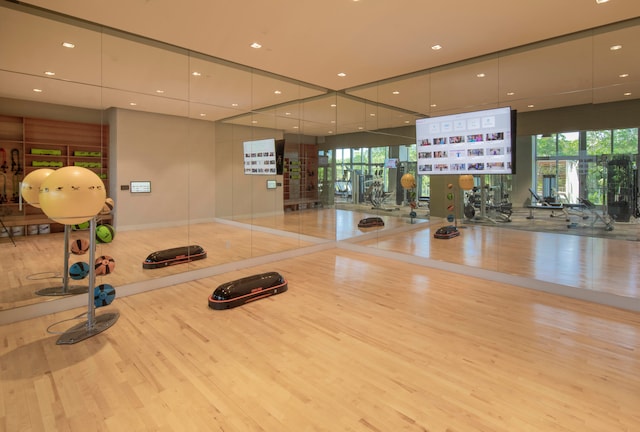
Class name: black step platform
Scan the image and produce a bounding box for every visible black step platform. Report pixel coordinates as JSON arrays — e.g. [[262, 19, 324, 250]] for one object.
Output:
[[142, 245, 207, 269], [358, 217, 385, 228], [433, 225, 460, 239], [208, 271, 288, 310]]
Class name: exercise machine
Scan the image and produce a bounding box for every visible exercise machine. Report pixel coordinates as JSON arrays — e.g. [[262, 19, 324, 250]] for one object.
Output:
[[606, 155, 637, 222], [568, 198, 614, 231], [464, 183, 512, 223], [527, 187, 567, 220], [365, 169, 395, 210]]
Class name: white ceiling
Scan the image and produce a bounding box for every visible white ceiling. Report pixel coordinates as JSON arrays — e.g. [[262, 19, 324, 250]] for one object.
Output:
[[1, 1, 639, 137]]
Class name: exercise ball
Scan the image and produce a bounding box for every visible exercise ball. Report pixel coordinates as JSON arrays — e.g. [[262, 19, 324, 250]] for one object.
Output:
[[20, 168, 54, 208], [96, 224, 115, 243], [39, 166, 106, 225], [101, 197, 115, 214], [400, 173, 416, 189], [459, 174, 474, 190]]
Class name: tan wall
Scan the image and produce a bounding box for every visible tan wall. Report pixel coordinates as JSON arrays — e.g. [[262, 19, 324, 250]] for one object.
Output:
[[111, 108, 215, 230], [215, 123, 284, 219]]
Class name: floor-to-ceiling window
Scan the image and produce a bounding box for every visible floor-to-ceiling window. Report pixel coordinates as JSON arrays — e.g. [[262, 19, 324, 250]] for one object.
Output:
[[535, 128, 638, 209]]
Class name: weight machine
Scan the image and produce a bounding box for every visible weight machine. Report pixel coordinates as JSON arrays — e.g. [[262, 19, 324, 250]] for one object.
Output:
[[464, 183, 512, 224]]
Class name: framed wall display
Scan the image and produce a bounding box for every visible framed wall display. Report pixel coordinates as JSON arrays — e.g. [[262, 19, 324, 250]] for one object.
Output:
[[266, 179, 277, 189]]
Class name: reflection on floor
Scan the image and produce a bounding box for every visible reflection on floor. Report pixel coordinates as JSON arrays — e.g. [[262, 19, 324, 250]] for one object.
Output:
[[0, 221, 319, 311], [1, 206, 639, 322]]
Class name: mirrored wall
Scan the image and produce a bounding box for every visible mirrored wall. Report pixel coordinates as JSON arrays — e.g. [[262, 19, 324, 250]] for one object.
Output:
[[0, 2, 336, 313], [0, 1, 638, 315]]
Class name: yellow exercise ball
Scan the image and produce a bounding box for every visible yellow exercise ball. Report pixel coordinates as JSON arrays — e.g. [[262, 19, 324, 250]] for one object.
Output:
[[458, 174, 475, 190], [20, 168, 54, 208], [400, 173, 416, 189], [39, 166, 106, 225]]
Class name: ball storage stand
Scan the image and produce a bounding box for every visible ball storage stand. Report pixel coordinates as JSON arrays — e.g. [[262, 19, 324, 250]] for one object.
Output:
[[434, 182, 460, 240], [56, 217, 119, 345], [35, 224, 88, 296]]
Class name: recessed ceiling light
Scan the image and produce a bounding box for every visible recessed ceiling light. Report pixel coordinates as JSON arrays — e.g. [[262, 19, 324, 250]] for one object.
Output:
[[156, 89, 164, 94], [330, 104, 337, 108], [231, 103, 239, 107], [476, 73, 486, 78], [192, 71, 201, 76], [430, 103, 437, 107], [610, 44, 622, 51], [528, 104, 535, 108], [44, 71, 55, 76], [328, 131, 334, 134], [358, 126, 364, 130], [199, 113, 206, 117], [404, 120, 410, 124], [369, 113, 376, 117], [250, 42, 262, 49], [392, 91, 400, 95], [431, 44, 442, 50], [285, 112, 291, 116], [506, 91, 515, 96], [596, 0, 610, 4], [33, 88, 43, 93], [252, 120, 258, 124], [274, 90, 282, 95], [129, 102, 137, 106], [62, 42, 75, 48], [624, 92, 632, 96], [331, 120, 336, 124], [337, 72, 346, 77], [619, 73, 629, 78]]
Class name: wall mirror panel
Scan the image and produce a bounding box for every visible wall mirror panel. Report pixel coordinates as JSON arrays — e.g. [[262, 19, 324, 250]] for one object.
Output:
[[0, 1, 639, 318], [0, 2, 327, 314], [343, 19, 640, 296]]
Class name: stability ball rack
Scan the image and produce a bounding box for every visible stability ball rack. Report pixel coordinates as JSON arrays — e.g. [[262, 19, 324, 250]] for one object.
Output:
[[56, 217, 119, 345]]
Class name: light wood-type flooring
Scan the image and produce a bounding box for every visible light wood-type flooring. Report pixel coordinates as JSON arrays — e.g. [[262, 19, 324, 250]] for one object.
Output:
[[1, 245, 639, 431], [0, 221, 319, 310], [1, 207, 639, 312]]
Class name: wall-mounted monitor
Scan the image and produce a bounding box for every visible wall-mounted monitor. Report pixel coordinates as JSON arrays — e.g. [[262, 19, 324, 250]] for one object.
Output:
[[384, 158, 399, 168], [130, 181, 151, 193], [416, 107, 516, 175], [243, 138, 277, 175]]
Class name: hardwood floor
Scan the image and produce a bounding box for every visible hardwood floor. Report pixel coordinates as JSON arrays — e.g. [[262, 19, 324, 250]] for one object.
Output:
[[1, 247, 639, 431], [356, 222, 640, 298], [0, 221, 317, 310], [2, 207, 639, 314]]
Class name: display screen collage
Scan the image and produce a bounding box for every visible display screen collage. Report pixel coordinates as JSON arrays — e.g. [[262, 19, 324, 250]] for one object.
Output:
[[243, 138, 277, 175], [415, 107, 513, 175]]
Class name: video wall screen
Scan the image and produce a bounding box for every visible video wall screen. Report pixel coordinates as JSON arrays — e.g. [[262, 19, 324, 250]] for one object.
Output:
[[416, 107, 515, 175], [243, 138, 277, 175]]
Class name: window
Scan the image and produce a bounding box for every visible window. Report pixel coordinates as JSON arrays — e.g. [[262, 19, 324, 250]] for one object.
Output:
[[587, 130, 612, 155], [535, 128, 639, 206], [613, 128, 639, 155], [536, 134, 557, 158], [558, 132, 579, 156]]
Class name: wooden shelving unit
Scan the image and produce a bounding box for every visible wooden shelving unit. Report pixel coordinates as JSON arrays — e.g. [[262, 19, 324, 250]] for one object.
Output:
[[0, 115, 109, 237], [283, 143, 320, 211]]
